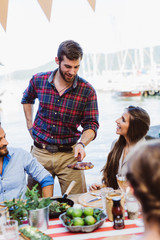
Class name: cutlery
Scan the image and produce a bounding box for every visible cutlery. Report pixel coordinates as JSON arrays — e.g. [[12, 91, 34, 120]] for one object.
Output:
[[86, 196, 102, 203], [90, 192, 101, 197]]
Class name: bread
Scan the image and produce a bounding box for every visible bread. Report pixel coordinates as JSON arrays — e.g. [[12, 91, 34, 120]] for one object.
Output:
[[19, 226, 52, 240]]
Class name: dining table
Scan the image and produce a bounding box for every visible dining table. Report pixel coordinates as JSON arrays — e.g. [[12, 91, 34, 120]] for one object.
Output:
[[43, 193, 144, 240]]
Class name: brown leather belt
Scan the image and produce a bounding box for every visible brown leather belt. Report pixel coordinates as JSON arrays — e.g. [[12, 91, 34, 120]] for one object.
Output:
[[34, 141, 73, 153]]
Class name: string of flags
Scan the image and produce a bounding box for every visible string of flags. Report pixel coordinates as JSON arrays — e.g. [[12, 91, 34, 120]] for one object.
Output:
[[0, 0, 96, 31]]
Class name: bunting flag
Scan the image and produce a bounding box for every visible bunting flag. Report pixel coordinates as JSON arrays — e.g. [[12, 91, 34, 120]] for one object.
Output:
[[0, 0, 96, 32], [0, 0, 9, 31], [37, 0, 53, 21], [87, 0, 96, 11]]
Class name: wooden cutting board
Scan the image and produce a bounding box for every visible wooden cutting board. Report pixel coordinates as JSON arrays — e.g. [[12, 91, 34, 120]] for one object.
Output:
[[78, 190, 103, 208]]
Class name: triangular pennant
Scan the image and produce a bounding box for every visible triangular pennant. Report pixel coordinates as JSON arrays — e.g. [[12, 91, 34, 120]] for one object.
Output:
[[0, 0, 9, 31], [37, 0, 53, 21], [87, 0, 96, 11]]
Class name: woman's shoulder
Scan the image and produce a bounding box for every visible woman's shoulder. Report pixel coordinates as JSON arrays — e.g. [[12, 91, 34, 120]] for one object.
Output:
[[138, 137, 146, 144], [110, 139, 118, 150], [134, 137, 146, 148]]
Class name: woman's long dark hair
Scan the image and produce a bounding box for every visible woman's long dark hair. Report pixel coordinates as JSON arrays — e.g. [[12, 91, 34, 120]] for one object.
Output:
[[102, 105, 150, 189]]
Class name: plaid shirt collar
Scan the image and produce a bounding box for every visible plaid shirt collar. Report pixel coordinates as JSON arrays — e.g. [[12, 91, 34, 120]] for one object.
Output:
[[48, 68, 78, 89]]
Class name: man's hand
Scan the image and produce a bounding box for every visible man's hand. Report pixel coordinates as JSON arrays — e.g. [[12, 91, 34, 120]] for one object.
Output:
[[74, 129, 95, 161], [23, 104, 34, 139], [74, 144, 86, 161]]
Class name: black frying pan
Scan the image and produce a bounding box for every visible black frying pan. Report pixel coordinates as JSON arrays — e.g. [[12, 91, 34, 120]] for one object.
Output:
[[49, 181, 75, 219]]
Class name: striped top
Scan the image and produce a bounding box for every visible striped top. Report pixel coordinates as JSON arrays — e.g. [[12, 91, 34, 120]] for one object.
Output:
[[21, 69, 99, 145]]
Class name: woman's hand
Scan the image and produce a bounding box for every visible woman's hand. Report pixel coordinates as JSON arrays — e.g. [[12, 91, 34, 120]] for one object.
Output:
[[89, 183, 101, 191]]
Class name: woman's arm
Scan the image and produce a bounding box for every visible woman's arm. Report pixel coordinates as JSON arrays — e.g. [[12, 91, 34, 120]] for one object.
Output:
[[89, 183, 106, 191]]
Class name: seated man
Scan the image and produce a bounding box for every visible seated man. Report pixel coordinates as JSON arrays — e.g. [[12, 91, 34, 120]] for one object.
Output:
[[0, 124, 54, 202]]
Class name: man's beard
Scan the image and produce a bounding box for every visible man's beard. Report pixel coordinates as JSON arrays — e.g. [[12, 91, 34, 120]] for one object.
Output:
[[0, 146, 8, 157], [59, 66, 75, 83]]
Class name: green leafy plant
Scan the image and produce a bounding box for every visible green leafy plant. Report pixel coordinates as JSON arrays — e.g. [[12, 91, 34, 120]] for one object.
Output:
[[4, 197, 27, 225], [4, 184, 52, 225]]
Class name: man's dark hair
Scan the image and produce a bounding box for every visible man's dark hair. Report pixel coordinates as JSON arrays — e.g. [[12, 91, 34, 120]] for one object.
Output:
[[57, 40, 83, 62]]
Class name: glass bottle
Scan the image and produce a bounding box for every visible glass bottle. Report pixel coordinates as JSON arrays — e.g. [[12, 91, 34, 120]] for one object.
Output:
[[112, 196, 125, 230]]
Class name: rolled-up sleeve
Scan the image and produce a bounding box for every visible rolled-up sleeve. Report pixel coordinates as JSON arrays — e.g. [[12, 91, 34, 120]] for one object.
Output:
[[21, 76, 37, 104], [81, 90, 99, 139], [40, 175, 54, 188]]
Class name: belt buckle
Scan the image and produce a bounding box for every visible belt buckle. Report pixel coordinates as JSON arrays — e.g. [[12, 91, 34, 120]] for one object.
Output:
[[59, 145, 73, 152], [46, 145, 58, 153]]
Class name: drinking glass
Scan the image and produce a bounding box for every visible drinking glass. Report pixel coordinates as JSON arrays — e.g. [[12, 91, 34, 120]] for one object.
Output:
[[116, 173, 130, 197], [2, 220, 19, 240], [100, 187, 114, 214], [126, 194, 139, 220], [126, 194, 144, 226], [0, 234, 6, 240], [0, 206, 7, 236], [0, 206, 7, 224]]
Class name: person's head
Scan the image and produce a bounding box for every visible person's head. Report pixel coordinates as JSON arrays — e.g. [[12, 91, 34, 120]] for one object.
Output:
[[126, 140, 160, 224], [102, 106, 150, 189], [55, 40, 83, 83], [0, 124, 8, 157], [116, 105, 150, 143], [57, 40, 83, 62]]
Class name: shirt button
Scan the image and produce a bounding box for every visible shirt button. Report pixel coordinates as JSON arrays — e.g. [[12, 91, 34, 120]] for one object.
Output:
[[4, 190, 5, 192], [55, 112, 57, 115], [1, 178, 3, 180], [53, 125, 55, 127], [51, 136, 53, 139], [57, 99, 60, 102]]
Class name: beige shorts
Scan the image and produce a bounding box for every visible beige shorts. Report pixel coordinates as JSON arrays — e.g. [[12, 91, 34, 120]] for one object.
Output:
[[30, 145, 87, 195]]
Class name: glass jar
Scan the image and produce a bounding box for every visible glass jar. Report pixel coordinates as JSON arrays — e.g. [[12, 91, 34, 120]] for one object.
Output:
[[126, 194, 139, 220]]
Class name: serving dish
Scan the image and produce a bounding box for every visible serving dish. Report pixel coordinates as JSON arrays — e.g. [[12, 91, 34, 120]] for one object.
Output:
[[49, 181, 75, 219], [49, 198, 74, 218], [59, 209, 107, 233]]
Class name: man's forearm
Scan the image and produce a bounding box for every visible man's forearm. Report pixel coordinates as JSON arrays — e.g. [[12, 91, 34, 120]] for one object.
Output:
[[74, 129, 95, 160], [79, 129, 95, 146], [23, 104, 34, 129], [42, 185, 54, 198]]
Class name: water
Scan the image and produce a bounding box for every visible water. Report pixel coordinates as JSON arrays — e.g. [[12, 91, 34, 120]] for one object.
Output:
[[1, 78, 160, 195]]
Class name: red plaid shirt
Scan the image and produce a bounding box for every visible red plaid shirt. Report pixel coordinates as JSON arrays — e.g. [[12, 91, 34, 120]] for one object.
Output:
[[21, 69, 99, 145]]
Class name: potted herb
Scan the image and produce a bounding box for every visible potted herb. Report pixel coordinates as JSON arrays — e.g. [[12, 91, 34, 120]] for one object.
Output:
[[4, 184, 51, 230]]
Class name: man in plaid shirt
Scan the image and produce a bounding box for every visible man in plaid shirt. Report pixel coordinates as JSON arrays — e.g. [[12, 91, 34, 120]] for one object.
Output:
[[21, 40, 99, 195]]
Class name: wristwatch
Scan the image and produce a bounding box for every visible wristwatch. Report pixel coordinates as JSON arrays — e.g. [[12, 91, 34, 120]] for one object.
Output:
[[77, 142, 85, 148]]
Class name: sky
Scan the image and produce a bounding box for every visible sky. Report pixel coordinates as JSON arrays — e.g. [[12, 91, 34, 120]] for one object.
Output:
[[1, 0, 160, 71]]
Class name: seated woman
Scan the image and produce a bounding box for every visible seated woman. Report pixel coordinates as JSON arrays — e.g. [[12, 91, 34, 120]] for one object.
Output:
[[90, 105, 150, 190], [126, 140, 160, 240]]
